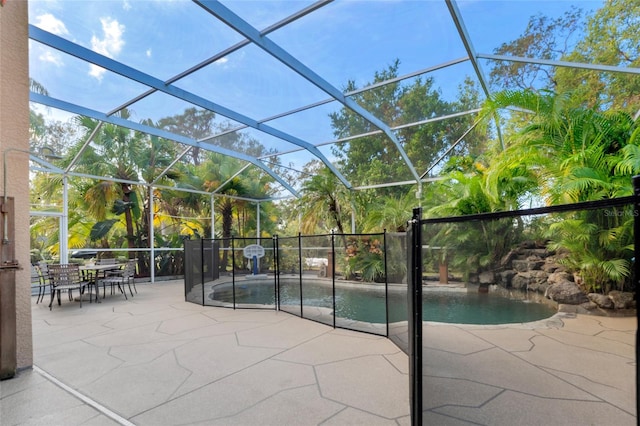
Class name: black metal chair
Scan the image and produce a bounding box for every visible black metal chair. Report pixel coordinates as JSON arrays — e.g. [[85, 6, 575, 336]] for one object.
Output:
[[47, 264, 90, 310], [31, 264, 48, 304], [97, 260, 136, 300]]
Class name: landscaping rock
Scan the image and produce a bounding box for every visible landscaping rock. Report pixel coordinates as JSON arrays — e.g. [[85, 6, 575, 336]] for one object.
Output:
[[558, 301, 597, 314], [498, 270, 516, 288], [588, 293, 614, 309], [545, 280, 589, 305], [499, 249, 518, 267], [608, 291, 636, 309], [477, 244, 634, 314], [528, 281, 549, 293], [541, 262, 560, 273], [478, 271, 495, 285], [519, 240, 538, 249], [524, 258, 545, 270], [525, 248, 550, 258], [548, 271, 573, 285], [512, 260, 529, 272], [512, 271, 548, 290]]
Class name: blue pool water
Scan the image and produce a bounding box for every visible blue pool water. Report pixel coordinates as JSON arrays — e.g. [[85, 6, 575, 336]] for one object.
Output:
[[209, 280, 556, 325]]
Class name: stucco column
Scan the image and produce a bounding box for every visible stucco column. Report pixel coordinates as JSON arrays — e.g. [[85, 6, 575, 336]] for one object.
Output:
[[0, 0, 33, 371]]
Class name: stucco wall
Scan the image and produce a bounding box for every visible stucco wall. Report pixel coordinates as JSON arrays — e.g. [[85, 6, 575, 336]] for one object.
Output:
[[1, 0, 34, 370]]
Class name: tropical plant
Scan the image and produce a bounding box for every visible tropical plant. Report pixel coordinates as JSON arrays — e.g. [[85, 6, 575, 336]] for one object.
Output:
[[363, 191, 415, 233], [481, 89, 638, 291], [341, 236, 385, 282], [297, 165, 354, 236]]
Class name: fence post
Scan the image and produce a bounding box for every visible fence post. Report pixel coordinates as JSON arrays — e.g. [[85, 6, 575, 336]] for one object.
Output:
[[408, 207, 423, 426], [298, 233, 303, 317], [200, 239, 205, 306], [231, 236, 236, 309], [331, 231, 336, 329], [633, 175, 640, 421], [383, 230, 389, 337], [273, 235, 279, 311]]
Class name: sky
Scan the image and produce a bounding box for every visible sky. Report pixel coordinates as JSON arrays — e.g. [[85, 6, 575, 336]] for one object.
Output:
[[28, 0, 604, 189]]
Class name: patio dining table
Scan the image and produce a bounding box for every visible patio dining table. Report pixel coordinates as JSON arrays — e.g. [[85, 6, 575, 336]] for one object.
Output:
[[79, 263, 124, 302]]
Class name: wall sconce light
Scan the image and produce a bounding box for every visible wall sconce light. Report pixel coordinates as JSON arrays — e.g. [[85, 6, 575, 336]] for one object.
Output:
[[2, 146, 61, 244]]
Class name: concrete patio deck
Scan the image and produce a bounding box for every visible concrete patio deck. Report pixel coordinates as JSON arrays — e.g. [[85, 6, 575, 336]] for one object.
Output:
[[1, 280, 637, 425]]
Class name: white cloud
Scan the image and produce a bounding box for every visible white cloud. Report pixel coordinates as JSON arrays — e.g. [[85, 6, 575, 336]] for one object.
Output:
[[123, 0, 132, 11], [39, 50, 64, 67], [34, 13, 69, 36], [146, 48, 152, 58], [89, 17, 125, 81], [215, 57, 229, 66]]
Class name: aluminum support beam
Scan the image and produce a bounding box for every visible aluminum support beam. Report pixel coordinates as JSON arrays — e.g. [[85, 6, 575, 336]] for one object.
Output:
[[478, 54, 640, 75], [445, 0, 491, 98], [201, 57, 470, 146], [30, 92, 299, 198], [60, 176, 69, 263], [67, 122, 103, 173], [212, 164, 252, 195], [194, 0, 422, 184], [258, 109, 481, 160], [110, 0, 333, 115], [29, 25, 348, 190], [446, 0, 503, 149]]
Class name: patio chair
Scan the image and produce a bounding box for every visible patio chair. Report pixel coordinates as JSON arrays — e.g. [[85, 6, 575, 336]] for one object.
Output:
[[47, 264, 90, 310], [31, 264, 48, 304], [97, 259, 136, 300], [94, 257, 119, 281]]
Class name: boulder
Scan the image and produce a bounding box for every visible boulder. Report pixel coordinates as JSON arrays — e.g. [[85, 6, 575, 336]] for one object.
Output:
[[573, 273, 584, 288], [545, 280, 589, 305], [512, 260, 529, 272], [478, 271, 495, 285], [526, 248, 551, 258], [558, 301, 598, 314], [608, 291, 636, 309], [541, 262, 560, 273], [528, 281, 549, 293], [548, 271, 573, 285], [519, 240, 538, 249], [588, 293, 614, 309], [498, 270, 516, 288], [512, 271, 548, 291], [521, 254, 544, 268], [499, 249, 518, 267]]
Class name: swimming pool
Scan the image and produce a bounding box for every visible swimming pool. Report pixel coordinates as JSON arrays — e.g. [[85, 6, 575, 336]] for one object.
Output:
[[209, 279, 556, 325]]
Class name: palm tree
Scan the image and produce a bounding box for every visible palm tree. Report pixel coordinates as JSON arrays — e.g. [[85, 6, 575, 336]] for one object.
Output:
[[298, 167, 353, 236], [67, 113, 180, 274], [363, 191, 415, 232]]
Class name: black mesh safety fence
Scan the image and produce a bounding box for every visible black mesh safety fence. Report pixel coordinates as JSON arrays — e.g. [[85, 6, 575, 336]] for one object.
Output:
[[277, 235, 303, 317], [299, 234, 334, 327], [407, 195, 639, 426], [184, 232, 393, 337], [386, 231, 410, 352], [184, 239, 219, 305], [231, 237, 277, 309], [332, 233, 389, 334], [184, 239, 203, 304]]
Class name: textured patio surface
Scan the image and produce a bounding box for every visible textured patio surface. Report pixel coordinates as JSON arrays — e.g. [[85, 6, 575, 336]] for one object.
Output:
[[1, 280, 637, 425], [420, 315, 637, 425]]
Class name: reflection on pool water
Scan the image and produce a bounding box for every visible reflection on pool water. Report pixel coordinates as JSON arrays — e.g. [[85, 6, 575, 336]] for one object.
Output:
[[209, 279, 556, 325]]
